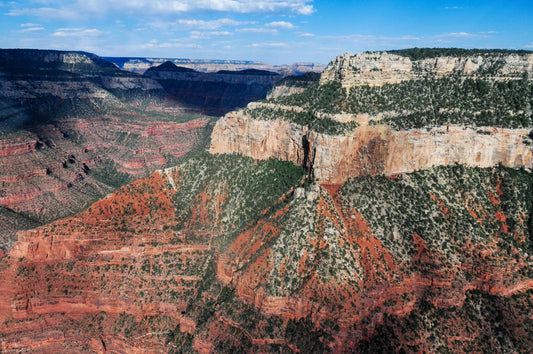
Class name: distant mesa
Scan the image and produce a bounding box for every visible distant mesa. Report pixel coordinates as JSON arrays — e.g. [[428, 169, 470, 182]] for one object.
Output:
[[147, 60, 197, 73], [146, 61, 281, 77], [105, 56, 326, 76], [143, 59, 283, 116], [0, 48, 120, 75]]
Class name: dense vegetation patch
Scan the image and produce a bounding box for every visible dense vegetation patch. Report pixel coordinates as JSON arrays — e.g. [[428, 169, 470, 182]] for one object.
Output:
[[173, 151, 305, 232], [340, 164, 533, 262], [386, 47, 533, 61], [242, 105, 357, 135], [272, 77, 533, 129]]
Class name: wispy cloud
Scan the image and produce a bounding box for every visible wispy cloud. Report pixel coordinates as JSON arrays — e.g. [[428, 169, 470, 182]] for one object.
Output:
[[437, 31, 496, 38], [252, 41, 289, 48], [190, 31, 232, 40], [444, 6, 462, 10], [441, 32, 476, 37], [321, 34, 421, 42], [6, 0, 315, 20], [19, 26, 45, 33], [237, 27, 278, 34], [6, 7, 79, 20], [141, 39, 202, 50], [299, 32, 315, 37], [53, 28, 105, 37], [177, 18, 251, 30], [20, 23, 41, 27], [265, 21, 295, 29]]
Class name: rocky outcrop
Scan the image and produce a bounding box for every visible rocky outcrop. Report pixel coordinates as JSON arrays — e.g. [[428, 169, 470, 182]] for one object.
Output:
[[267, 84, 307, 99], [210, 112, 533, 184], [321, 51, 533, 87]]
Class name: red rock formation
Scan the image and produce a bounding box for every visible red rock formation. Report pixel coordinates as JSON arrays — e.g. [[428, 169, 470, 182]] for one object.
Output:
[[0, 169, 215, 351], [1, 163, 532, 352], [0, 113, 212, 248]]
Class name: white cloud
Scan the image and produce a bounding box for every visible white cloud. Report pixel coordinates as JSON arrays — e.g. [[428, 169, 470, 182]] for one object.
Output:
[[265, 21, 295, 29], [6, 0, 315, 20], [299, 32, 315, 37], [20, 23, 41, 27], [252, 41, 289, 48], [525, 43, 533, 49], [6, 7, 79, 20], [321, 34, 421, 42], [190, 31, 232, 39], [177, 18, 251, 30], [53, 28, 105, 37], [443, 32, 476, 37], [141, 39, 202, 50], [19, 27, 45, 33], [237, 27, 278, 34], [444, 6, 462, 10], [437, 31, 495, 39]]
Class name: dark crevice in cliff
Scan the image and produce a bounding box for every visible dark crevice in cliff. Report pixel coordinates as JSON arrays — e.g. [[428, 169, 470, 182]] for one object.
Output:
[[99, 335, 107, 352], [302, 133, 315, 180]]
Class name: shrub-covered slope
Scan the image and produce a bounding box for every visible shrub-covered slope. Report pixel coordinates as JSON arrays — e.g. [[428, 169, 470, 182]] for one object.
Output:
[[1, 156, 533, 352]]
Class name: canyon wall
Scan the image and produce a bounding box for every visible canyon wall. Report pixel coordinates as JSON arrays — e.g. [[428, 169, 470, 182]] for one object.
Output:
[[211, 50, 533, 183], [210, 111, 533, 184], [2, 49, 533, 352], [1, 154, 533, 352], [0, 50, 214, 248]]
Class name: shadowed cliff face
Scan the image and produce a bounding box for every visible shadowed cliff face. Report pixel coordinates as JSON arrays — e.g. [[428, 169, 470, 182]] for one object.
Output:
[[144, 61, 282, 116]]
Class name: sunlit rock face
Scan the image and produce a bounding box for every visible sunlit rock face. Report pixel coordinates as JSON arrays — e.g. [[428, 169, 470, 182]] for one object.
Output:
[[320, 51, 533, 88]]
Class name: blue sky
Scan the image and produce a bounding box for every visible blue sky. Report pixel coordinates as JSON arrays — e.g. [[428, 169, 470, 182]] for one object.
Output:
[[1, 0, 532, 65]]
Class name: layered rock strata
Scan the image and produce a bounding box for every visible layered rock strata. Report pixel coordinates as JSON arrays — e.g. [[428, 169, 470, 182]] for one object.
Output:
[[210, 112, 533, 184], [1, 156, 532, 352], [321, 51, 533, 87], [0, 50, 214, 248]]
